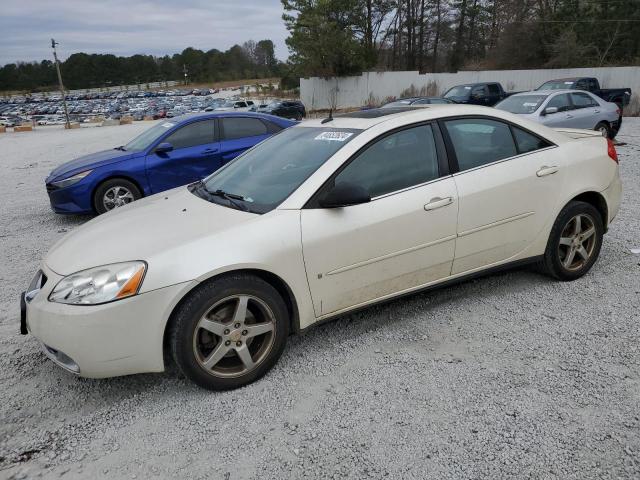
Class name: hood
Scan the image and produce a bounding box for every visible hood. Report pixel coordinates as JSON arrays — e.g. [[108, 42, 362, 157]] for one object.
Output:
[[45, 186, 257, 279], [47, 148, 138, 182]]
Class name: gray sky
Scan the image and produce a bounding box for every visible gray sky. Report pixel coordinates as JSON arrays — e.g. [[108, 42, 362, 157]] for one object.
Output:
[[0, 0, 289, 65]]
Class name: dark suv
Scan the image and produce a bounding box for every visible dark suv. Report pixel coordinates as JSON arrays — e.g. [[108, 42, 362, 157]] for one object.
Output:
[[262, 100, 306, 120]]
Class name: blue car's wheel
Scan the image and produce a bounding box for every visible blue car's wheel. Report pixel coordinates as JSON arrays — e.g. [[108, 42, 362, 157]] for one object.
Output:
[[94, 178, 141, 214]]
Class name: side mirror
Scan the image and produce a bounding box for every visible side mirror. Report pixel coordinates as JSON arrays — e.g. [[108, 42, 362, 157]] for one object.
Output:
[[319, 182, 371, 208], [542, 106, 558, 116], [155, 142, 173, 153]]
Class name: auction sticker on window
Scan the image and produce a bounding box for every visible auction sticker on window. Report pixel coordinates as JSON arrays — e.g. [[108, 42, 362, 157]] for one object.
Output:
[[314, 131, 353, 142]]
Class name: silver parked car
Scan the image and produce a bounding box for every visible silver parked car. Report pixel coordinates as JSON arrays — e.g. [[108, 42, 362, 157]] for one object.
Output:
[[495, 89, 620, 138]]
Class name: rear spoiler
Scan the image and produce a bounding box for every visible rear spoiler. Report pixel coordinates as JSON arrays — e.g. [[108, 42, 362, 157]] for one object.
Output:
[[553, 128, 604, 140]]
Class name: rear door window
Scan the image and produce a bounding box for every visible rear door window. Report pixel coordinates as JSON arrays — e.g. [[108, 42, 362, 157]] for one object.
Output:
[[222, 117, 268, 139], [570, 92, 598, 109], [512, 127, 552, 154], [443, 118, 517, 171]]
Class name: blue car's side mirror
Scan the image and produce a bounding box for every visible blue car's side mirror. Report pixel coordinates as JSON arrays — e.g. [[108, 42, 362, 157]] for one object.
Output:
[[155, 142, 173, 154]]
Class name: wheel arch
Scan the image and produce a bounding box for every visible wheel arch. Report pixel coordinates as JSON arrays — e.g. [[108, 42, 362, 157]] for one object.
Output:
[[161, 268, 301, 366], [91, 175, 145, 212], [567, 191, 608, 229]]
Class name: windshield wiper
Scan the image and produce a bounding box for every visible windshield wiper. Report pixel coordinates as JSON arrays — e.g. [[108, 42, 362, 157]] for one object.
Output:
[[114, 145, 126, 151], [205, 187, 248, 211]]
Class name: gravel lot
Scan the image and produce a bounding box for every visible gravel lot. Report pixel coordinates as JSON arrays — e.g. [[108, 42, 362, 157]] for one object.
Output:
[[1, 120, 639, 480]]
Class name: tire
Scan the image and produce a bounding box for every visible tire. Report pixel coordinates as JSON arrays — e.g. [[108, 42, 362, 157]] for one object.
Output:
[[93, 178, 141, 214], [594, 121, 612, 139], [169, 274, 289, 391], [541, 201, 604, 281]]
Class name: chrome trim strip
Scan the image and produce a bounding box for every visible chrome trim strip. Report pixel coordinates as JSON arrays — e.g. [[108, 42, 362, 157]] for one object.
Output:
[[326, 234, 457, 276], [458, 211, 535, 237]]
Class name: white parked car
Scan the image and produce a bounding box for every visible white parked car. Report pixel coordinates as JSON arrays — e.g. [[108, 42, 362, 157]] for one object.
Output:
[[22, 105, 622, 390], [495, 89, 621, 138], [214, 100, 255, 112]]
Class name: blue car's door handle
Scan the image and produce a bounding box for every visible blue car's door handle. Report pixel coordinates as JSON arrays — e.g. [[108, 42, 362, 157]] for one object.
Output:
[[201, 148, 219, 155]]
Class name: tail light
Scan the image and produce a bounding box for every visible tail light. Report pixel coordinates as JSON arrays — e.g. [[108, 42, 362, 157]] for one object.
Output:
[[607, 138, 618, 163]]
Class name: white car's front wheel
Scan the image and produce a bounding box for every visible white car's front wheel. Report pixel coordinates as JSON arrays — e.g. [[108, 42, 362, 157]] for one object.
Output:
[[169, 274, 289, 390]]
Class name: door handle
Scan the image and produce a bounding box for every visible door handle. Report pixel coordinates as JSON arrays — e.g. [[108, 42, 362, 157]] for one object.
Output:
[[594, 109, 600, 113], [566, 114, 573, 118], [201, 148, 219, 155], [536, 166, 559, 177], [424, 196, 453, 211]]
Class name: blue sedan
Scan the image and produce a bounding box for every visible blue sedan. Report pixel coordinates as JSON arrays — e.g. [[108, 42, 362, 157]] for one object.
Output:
[[45, 112, 296, 214]]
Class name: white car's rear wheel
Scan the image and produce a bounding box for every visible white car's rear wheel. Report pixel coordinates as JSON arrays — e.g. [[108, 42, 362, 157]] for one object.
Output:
[[169, 274, 289, 390], [542, 201, 604, 281]]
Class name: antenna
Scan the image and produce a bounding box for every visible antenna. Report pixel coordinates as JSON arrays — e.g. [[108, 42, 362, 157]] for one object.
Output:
[[321, 108, 334, 124]]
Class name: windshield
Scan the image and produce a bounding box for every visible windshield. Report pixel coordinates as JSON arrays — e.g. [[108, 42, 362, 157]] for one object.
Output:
[[537, 80, 575, 90], [124, 121, 175, 151], [193, 127, 361, 214], [444, 86, 472, 98], [495, 94, 547, 114], [221, 101, 236, 107]]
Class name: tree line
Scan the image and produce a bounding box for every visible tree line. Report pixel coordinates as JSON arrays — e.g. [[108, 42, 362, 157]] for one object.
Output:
[[0, 40, 283, 92], [282, 0, 640, 77], [2, 1, 639, 92]]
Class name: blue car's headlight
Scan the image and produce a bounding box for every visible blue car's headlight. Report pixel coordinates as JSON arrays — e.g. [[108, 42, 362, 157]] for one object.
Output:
[[50, 170, 93, 188]]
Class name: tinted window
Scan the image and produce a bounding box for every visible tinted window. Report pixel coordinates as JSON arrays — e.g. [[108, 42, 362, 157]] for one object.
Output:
[[444, 119, 517, 171], [163, 120, 215, 150], [546, 94, 572, 112], [513, 127, 551, 154], [575, 80, 589, 90], [588, 78, 598, 91], [487, 84, 501, 95], [472, 85, 488, 96], [429, 98, 451, 104], [125, 121, 177, 151], [571, 92, 598, 109], [222, 117, 268, 139], [334, 124, 439, 198], [264, 121, 283, 133]]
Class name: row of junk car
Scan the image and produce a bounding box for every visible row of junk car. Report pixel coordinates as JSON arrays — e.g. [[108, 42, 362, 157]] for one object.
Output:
[[0, 87, 307, 126]]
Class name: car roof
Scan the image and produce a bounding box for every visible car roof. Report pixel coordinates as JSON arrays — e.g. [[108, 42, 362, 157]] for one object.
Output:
[[515, 89, 573, 95], [541, 78, 581, 82], [172, 111, 295, 124], [299, 104, 517, 130]]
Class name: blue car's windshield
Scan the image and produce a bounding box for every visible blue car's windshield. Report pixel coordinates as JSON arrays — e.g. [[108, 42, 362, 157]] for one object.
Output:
[[193, 127, 361, 214], [124, 121, 176, 151]]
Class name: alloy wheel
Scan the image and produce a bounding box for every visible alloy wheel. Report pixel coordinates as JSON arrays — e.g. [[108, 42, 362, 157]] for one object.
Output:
[[102, 186, 134, 210], [558, 213, 597, 271], [192, 295, 276, 378]]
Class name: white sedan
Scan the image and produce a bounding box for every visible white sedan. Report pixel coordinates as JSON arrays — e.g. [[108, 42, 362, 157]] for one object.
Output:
[[22, 105, 622, 390]]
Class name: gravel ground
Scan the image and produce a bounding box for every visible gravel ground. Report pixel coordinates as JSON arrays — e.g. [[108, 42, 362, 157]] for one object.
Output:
[[1, 120, 639, 480]]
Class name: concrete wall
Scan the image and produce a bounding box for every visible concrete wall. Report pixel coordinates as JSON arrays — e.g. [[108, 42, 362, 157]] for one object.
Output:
[[301, 67, 640, 110]]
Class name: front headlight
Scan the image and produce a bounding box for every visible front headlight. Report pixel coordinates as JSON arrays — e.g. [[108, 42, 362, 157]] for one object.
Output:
[[50, 170, 93, 189], [49, 261, 146, 305]]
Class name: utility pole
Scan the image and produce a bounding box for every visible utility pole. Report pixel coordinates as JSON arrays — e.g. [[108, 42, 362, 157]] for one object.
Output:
[[51, 38, 71, 129]]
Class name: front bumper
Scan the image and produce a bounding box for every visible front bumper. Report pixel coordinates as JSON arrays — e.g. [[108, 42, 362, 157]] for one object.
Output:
[[24, 266, 195, 378], [45, 181, 94, 215]]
